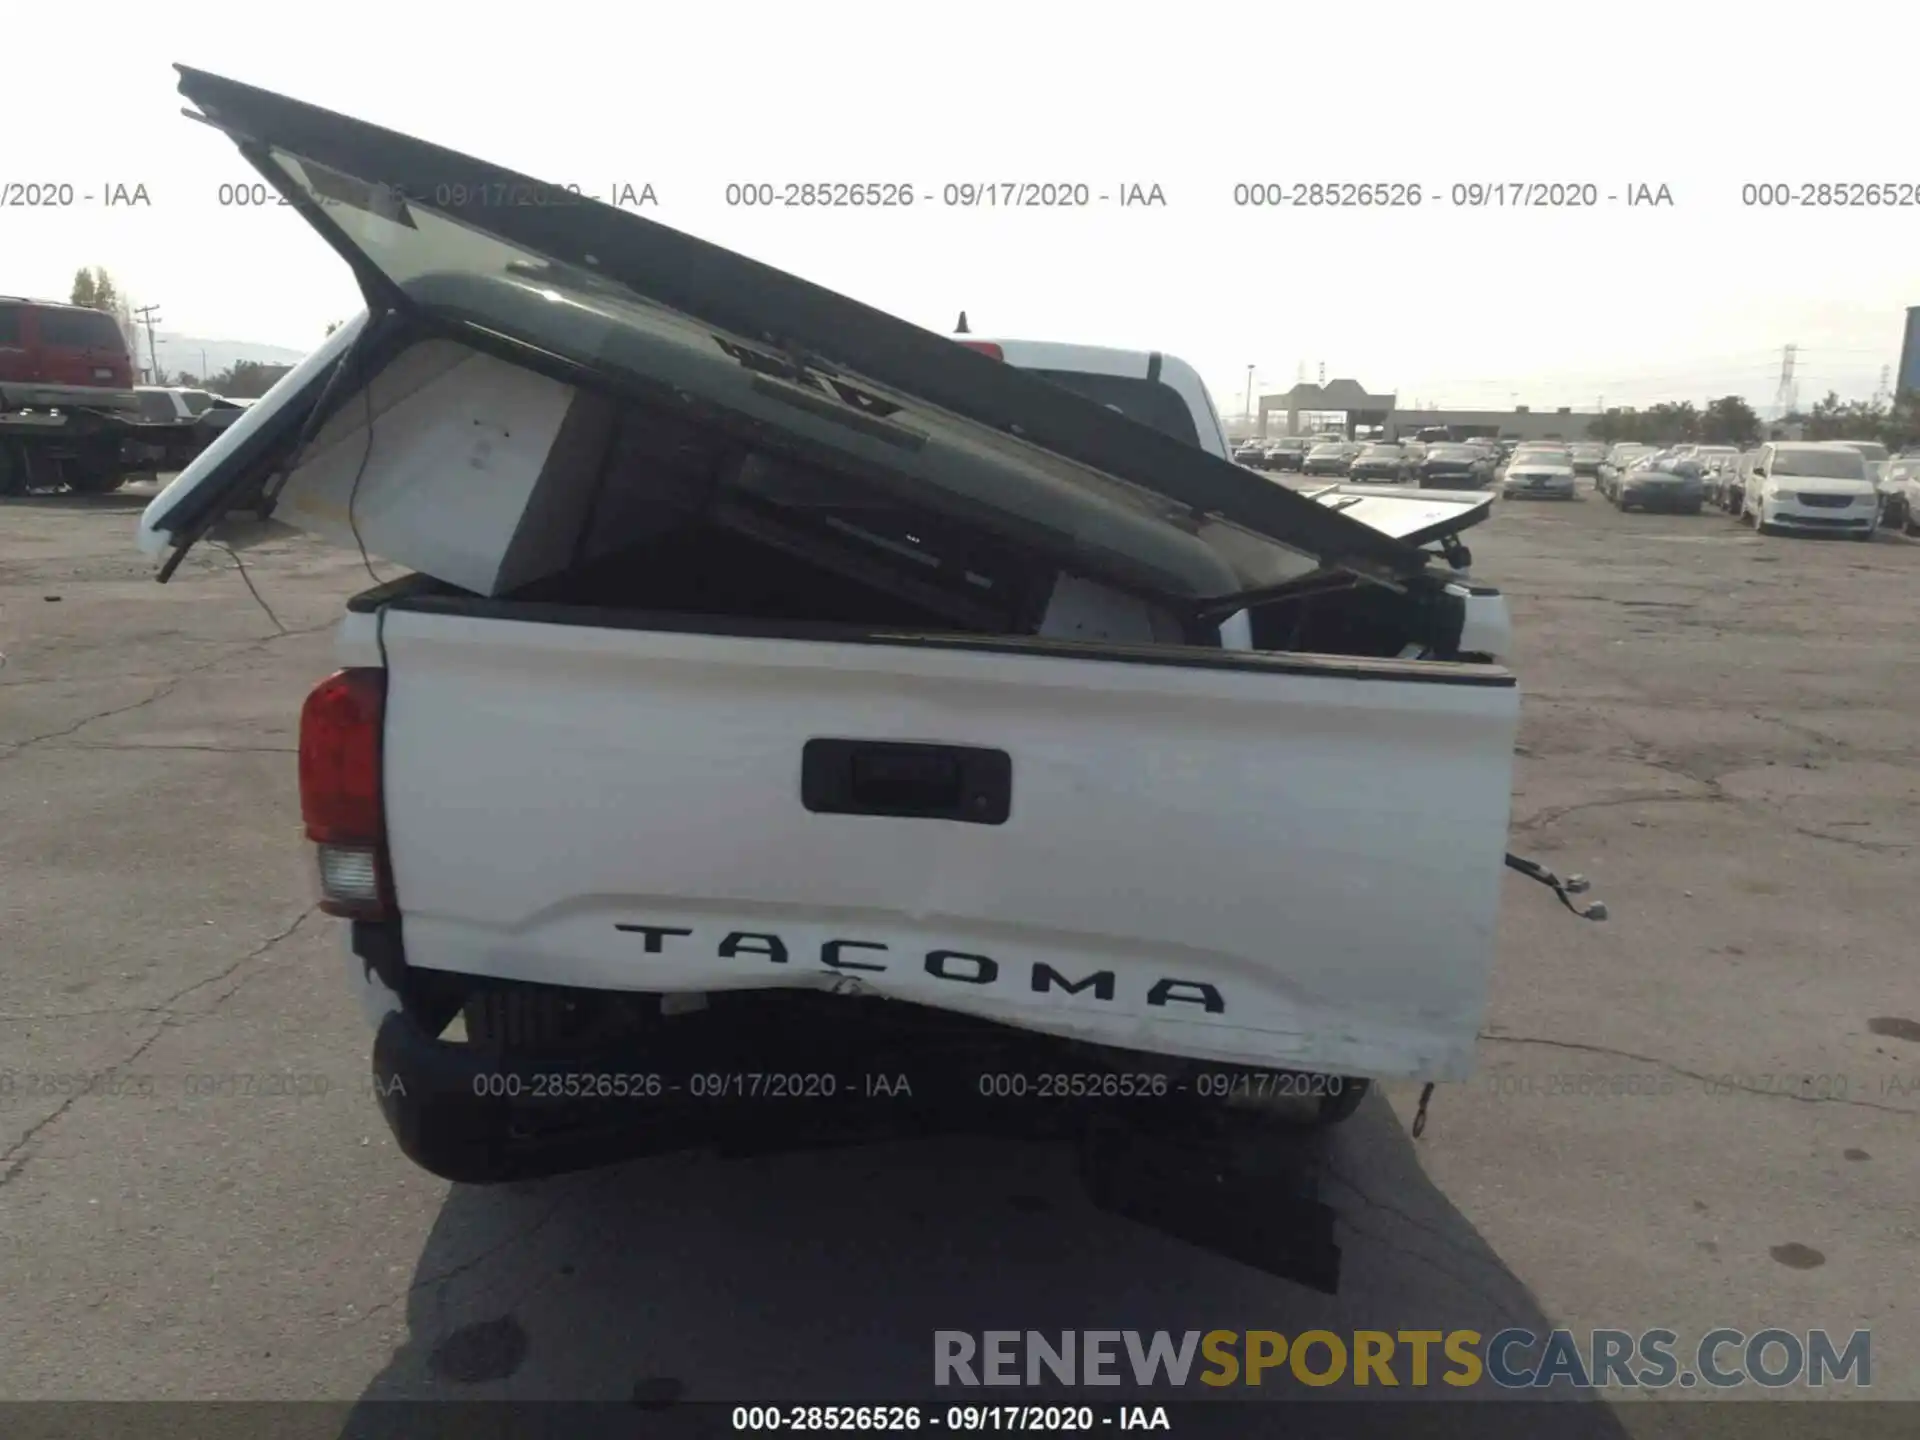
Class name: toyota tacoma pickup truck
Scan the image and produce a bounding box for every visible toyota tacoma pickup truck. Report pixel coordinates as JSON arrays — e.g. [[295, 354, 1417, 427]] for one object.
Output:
[[139, 68, 1571, 1193]]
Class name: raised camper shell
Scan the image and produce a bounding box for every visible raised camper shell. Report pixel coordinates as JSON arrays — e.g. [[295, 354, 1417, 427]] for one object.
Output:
[[139, 67, 1520, 1082]]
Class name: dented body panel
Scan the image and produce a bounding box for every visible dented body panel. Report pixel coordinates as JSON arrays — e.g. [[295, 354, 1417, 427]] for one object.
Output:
[[367, 605, 1517, 1078]]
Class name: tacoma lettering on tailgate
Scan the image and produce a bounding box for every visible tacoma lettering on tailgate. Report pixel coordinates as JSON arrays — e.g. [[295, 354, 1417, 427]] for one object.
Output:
[[614, 925, 1226, 1014]]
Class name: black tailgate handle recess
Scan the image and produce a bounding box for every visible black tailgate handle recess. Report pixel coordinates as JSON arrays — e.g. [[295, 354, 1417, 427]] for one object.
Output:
[[802, 740, 1010, 825]]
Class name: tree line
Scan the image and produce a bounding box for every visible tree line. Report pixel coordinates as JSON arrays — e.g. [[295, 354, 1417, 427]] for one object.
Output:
[[1587, 389, 1918, 450], [67, 265, 297, 398]]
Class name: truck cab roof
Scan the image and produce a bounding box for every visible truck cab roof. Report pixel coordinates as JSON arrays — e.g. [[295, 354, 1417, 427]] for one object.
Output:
[[950, 340, 1233, 462]]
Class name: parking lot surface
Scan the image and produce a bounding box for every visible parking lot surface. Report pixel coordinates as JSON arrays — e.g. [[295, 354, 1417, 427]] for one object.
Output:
[[2, 479, 1915, 1415]]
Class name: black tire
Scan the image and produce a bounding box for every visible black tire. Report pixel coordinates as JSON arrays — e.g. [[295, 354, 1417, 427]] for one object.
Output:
[[1755, 519, 1777, 536], [66, 467, 127, 495], [0, 441, 26, 497]]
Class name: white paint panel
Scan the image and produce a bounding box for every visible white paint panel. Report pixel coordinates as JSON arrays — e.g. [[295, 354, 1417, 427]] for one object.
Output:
[[375, 612, 1519, 1079], [271, 343, 578, 596]]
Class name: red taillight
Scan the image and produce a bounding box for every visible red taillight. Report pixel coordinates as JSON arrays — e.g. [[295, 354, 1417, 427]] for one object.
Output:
[[298, 668, 391, 918], [957, 341, 1004, 361]]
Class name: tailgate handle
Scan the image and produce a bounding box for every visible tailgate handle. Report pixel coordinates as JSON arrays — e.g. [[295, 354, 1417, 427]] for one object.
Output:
[[802, 740, 1010, 825]]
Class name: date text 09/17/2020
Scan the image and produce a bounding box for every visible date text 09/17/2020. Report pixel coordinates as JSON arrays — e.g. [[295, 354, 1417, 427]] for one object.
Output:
[[459, 1069, 1348, 1103]]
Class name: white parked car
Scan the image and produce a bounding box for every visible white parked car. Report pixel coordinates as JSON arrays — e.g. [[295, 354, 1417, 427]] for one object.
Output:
[[1501, 446, 1578, 500], [1740, 441, 1879, 539]]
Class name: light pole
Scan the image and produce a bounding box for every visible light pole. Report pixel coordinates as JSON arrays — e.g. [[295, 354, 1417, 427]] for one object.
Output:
[[1245, 365, 1256, 434], [133, 303, 162, 384]]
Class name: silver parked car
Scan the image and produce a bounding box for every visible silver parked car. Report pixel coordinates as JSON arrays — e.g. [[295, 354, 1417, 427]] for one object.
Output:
[[1346, 442, 1415, 483], [1502, 445, 1578, 500], [1878, 456, 1919, 533]]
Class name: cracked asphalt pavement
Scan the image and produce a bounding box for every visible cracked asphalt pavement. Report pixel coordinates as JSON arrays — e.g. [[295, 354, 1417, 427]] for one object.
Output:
[[1, 478, 1915, 1415]]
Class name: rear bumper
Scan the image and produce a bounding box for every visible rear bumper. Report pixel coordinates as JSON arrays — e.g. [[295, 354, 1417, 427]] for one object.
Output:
[[1760, 508, 1875, 531], [1757, 492, 1877, 531], [359, 951, 1367, 1187]]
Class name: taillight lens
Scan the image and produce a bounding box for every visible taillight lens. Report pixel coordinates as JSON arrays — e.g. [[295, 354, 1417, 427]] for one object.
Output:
[[957, 341, 1004, 361], [298, 668, 391, 919]]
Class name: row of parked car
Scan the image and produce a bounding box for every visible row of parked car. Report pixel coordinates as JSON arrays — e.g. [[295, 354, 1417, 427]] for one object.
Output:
[[1234, 427, 1919, 542], [1234, 433, 1523, 489], [1592, 438, 1916, 539]]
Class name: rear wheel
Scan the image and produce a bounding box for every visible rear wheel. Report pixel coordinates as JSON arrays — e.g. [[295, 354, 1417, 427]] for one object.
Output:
[[0, 441, 26, 497], [66, 466, 127, 495]]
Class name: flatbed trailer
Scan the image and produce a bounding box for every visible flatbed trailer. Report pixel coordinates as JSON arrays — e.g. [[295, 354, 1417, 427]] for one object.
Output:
[[0, 403, 200, 495]]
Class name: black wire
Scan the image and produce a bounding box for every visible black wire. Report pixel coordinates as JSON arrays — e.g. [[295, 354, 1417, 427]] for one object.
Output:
[[1505, 852, 1598, 918], [346, 359, 381, 589], [208, 312, 385, 636], [342, 372, 394, 673], [211, 539, 287, 634]]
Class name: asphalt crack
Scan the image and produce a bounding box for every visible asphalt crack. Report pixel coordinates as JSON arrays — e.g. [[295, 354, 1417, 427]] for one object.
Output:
[[1511, 790, 1715, 833], [1480, 1033, 1917, 1117], [0, 621, 332, 764], [48, 742, 297, 755], [0, 906, 320, 1187], [0, 906, 319, 1025], [1530, 725, 1917, 855]]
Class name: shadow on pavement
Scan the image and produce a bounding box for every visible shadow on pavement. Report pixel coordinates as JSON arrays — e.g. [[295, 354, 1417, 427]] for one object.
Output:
[[334, 1092, 1635, 1437], [0, 489, 157, 512]]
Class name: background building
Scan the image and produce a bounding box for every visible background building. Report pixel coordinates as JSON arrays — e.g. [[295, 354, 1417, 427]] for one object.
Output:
[[1253, 380, 1601, 442]]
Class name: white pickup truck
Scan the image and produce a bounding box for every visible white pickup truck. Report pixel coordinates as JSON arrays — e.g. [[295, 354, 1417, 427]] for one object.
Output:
[[139, 69, 1581, 1189]]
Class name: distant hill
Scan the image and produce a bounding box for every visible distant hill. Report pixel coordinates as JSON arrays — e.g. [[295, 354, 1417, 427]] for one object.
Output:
[[143, 332, 309, 386]]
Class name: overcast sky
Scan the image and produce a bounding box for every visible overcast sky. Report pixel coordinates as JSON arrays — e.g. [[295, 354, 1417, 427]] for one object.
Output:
[[6, 0, 1913, 415]]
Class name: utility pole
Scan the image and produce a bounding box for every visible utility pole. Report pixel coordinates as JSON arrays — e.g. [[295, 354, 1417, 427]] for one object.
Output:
[[1244, 364, 1256, 431], [133, 303, 162, 384]]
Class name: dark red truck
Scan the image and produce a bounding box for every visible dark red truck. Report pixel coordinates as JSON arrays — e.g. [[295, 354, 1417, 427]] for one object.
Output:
[[0, 295, 200, 494]]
